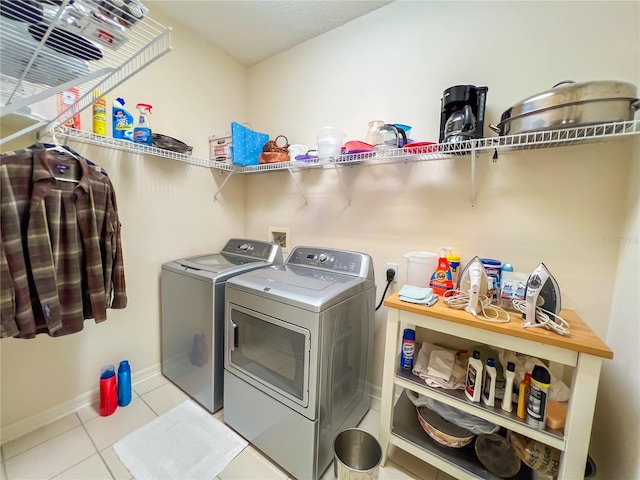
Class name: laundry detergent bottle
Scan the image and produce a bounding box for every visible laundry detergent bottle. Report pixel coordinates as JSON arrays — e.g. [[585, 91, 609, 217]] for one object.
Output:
[[133, 103, 153, 145], [429, 247, 454, 295], [112, 98, 134, 141]]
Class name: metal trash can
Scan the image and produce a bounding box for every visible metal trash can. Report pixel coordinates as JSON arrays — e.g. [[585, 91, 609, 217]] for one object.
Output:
[[333, 428, 382, 480]]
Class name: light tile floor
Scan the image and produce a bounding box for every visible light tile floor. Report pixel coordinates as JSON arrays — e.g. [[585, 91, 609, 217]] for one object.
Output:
[[1, 375, 451, 480]]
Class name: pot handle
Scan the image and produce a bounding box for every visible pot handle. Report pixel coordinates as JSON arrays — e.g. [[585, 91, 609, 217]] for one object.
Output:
[[489, 124, 501, 134], [631, 99, 640, 110], [552, 80, 575, 88]]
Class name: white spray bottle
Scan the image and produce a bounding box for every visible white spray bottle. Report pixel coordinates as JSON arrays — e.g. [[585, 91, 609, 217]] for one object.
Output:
[[133, 103, 153, 146]]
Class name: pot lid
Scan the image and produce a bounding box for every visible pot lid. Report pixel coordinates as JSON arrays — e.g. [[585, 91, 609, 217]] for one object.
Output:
[[502, 80, 637, 122]]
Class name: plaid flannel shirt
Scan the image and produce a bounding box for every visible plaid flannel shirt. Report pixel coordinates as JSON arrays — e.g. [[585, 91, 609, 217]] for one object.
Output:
[[0, 148, 126, 338]]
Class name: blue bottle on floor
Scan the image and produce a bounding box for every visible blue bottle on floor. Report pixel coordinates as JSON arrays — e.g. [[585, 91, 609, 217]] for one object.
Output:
[[117, 360, 132, 407]]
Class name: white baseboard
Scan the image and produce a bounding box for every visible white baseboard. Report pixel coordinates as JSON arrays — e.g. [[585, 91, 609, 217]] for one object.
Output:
[[1, 363, 161, 445]]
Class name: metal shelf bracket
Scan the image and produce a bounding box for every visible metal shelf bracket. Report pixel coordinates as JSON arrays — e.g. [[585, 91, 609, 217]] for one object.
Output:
[[287, 167, 308, 205], [333, 164, 352, 206], [213, 171, 235, 201]]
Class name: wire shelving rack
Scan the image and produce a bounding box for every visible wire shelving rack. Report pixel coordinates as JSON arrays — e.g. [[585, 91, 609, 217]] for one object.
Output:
[[0, 0, 172, 145]]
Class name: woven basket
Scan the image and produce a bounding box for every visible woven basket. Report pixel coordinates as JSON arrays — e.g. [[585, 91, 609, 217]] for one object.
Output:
[[262, 135, 289, 154]]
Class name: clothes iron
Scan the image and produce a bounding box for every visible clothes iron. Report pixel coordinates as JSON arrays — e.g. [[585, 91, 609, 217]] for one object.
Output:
[[457, 256, 488, 317], [515, 263, 569, 335], [524, 263, 561, 323], [444, 256, 510, 323]]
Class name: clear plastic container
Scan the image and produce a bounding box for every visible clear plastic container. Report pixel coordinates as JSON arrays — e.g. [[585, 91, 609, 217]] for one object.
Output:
[[404, 251, 438, 288]]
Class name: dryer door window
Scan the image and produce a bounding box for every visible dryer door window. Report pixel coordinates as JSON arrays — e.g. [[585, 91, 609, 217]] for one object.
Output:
[[227, 304, 310, 407]]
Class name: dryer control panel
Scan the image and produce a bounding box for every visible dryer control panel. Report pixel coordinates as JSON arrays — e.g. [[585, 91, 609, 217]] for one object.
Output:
[[287, 247, 373, 280]]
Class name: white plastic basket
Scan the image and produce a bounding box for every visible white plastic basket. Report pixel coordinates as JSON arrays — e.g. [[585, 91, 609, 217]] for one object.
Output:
[[209, 133, 232, 162]]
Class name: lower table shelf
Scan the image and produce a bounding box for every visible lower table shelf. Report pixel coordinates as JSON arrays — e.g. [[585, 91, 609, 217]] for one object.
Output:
[[392, 390, 535, 480]]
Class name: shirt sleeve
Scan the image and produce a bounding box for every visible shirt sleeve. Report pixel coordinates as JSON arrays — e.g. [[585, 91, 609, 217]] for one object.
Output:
[[107, 182, 127, 309], [0, 240, 19, 338]]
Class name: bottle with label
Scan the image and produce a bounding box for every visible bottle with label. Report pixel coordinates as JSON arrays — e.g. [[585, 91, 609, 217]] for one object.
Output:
[[430, 247, 454, 295], [400, 328, 415, 370], [99, 365, 118, 417], [117, 360, 132, 407], [133, 103, 153, 145], [527, 365, 551, 429], [517, 372, 532, 419], [446, 250, 461, 287], [465, 350, 483, 402], [92, 91, 107, 136], [112, 97, 134, 141], [481, 358, 497, 407], [501, 361, 516, 412], [481, 258, 502, 303]]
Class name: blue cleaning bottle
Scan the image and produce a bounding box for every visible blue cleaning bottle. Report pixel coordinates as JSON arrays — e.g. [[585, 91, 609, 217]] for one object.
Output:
[[112, 98, 134, 141], [133, 103, 153, 146], [117, 360, 132, 407]]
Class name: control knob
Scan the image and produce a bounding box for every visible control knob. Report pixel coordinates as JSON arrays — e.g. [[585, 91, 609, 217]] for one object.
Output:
[[318, 253, 327, 262]]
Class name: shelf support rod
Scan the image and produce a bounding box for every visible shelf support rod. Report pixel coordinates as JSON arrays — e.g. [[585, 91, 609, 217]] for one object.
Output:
[[5, 0, 71, 106], [333, 165, 352, 206], [470, 147, 477, 208], [213, 172, 235, 201], [287, 168, 308, 205]]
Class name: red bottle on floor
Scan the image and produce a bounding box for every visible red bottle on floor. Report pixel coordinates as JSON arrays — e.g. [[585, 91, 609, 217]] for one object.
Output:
[[100, 365, 118, 416]]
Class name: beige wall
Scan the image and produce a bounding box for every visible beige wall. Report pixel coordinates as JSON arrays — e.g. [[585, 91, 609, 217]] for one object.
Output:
[[244, 1, 639, 478], [0, 5, 248, 428], [2, 2, 639, 478]]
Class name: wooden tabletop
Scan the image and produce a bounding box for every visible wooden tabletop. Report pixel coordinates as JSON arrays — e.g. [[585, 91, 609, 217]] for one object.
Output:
[[384, 293, 613, 359]]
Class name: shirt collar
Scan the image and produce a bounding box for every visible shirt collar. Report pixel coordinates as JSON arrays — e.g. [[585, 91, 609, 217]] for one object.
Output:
[[31, 148, 91, 193]]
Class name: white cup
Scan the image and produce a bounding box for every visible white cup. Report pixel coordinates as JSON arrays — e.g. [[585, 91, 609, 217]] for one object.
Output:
[[288, 144, 309, 161]]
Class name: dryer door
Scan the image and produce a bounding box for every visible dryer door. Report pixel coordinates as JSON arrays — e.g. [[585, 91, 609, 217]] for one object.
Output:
[[226, 303, 311, 411]]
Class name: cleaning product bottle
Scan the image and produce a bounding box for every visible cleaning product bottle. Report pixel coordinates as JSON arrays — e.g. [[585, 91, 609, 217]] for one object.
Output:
[[501, 361, 516, 412], [481, 358, 497, 407], [445, 249, 461, 287], [117, 360, 132, 407], [517, 372, 532, 419], [133, 103, 153, 146], [92, 90, 107, 136], [430, 247, 454, 295], [465, 350, 483, 402], [527, 365, 551, 429], [400, 328, 416, 370], [112, 98, 134, 141], [99, 365, 118, 417]]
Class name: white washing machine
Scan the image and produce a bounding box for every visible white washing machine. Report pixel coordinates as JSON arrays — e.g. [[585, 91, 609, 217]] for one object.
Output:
[[161, 239, 282, 413], [223, 246, 376, 480]]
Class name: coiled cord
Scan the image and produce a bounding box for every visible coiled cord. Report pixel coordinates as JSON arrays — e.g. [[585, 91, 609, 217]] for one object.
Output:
[[443, 290, 510, 323], [512, 300, 570, 335]]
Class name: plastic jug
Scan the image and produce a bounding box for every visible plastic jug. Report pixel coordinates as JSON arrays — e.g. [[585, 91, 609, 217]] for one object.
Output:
[[117, 360, 132, 407], [99, 365, 118, 416]]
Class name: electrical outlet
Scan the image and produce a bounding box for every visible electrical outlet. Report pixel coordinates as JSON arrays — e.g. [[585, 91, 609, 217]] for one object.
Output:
[[386, 262, 398, 283], [268, 227, 290, 252]]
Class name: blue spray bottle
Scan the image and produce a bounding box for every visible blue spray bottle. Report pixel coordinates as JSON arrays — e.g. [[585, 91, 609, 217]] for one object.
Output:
[[133, 103, 153, 146]]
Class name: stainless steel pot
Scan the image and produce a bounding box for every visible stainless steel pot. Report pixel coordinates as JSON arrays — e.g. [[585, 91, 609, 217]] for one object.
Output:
[[490, 80, 640, 136]]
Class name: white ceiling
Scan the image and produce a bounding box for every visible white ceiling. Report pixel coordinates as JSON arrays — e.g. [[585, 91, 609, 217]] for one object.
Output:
[[152, 1, 393, 66]]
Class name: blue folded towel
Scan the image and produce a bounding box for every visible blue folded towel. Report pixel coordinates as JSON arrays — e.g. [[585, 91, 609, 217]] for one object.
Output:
[[399, 285, 438, 306]]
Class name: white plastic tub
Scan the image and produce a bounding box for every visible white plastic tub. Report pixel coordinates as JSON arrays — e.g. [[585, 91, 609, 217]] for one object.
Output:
[[404, 251, 438, 288]]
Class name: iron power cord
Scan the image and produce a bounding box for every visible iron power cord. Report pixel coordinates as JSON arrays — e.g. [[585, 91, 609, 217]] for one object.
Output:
[[375, 268, 396, 311], [511, 300, 570, 335], [442, 289, 511, 323]]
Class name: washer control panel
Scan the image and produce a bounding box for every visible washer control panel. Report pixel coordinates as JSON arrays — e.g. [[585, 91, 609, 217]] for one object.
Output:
[[221, 239, 279, 260]]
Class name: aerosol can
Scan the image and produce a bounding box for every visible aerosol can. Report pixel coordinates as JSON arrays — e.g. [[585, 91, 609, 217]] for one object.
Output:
[[133, 103, 153, 145]]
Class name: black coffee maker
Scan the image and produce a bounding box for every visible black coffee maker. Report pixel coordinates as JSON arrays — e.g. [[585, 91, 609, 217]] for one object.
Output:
[[439, 85, 488, 143]]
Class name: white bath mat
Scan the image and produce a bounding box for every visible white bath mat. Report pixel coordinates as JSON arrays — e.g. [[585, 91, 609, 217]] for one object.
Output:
[[113, 400, 247, 480]]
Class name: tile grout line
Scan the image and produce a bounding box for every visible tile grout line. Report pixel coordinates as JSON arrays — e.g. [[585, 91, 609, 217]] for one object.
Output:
[[75, 412, 116, 480], [1, 414, 82, 463]]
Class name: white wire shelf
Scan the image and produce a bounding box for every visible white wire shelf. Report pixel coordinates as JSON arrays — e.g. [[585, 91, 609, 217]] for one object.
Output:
[[58, 119, 640, 173], [0, 0, 171, 145]]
